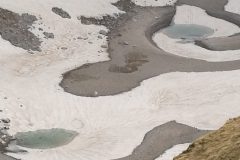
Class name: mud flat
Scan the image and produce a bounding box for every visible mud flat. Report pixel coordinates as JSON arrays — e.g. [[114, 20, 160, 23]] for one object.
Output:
[[113, 121, 209, 160], [60, 0, 240, 97]]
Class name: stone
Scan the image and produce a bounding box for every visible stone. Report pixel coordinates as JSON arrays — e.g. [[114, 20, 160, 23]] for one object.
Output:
[[61, 47, 68, 50], [52, 7, 71, 19], [1, 119, 10, 123], [101, 45, 108, 48], [99, 30, 108, 36], [43, 32, 54, 39]]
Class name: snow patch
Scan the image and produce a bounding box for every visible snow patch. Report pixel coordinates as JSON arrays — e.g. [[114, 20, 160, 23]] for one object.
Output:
[[0, 1, 240, 160], [133, 0, 177, 6], [225, 0, 240, 15], [155, 143, 190, 160]]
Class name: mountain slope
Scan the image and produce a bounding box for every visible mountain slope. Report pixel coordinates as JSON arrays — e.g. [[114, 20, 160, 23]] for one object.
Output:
[[174, 117, 240, 160]]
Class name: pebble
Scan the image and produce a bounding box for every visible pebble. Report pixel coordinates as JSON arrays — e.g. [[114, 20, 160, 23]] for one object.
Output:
[[123, 41, 129, 45], [99, 30, 108, 36], [43, 32, 54, 39], [1, 118, 10, 123], [61, 47, 68, 50], [101, 45, 108, 48]]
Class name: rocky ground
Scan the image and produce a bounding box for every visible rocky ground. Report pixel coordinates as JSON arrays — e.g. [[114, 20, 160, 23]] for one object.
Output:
[[0, 118, 16, 159], [0, 8, 41, 51], [174, 117, 240, 160], [0, 118, 12, 151]]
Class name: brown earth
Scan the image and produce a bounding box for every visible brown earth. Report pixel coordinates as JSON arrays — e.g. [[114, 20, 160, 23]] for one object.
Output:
[[174, 117, 240, 160]]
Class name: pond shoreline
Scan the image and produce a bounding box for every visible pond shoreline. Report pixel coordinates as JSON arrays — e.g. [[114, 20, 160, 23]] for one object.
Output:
[[60, 0, 240, 97]]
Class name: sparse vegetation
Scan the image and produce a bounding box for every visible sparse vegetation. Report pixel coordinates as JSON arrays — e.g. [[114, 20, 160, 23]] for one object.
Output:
[[174, 117, 240, 160]]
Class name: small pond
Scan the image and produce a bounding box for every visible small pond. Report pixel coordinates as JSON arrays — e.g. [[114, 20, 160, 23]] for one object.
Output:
[[15, 128, 78, 149], [162, 24, 214, 40]]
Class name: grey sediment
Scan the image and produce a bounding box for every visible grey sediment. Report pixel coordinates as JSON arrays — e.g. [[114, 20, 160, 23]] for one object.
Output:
[[0, 7, 41, 51], [113, 121, 209, 160], [60, 0, 240, 97]]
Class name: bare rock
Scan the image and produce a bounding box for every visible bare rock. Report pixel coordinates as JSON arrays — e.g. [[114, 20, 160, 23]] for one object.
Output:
[[101, 45, 108, 48], [99, 30, 108, 36], [43, 32, 54, 39], [52, 7, 71, 19]]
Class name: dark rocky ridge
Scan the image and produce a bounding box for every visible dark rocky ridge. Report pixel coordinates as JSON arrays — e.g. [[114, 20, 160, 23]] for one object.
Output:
[[0, 8, 41, 51]]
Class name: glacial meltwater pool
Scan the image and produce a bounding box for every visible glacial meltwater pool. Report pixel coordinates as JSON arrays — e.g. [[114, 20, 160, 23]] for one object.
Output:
[[162, 24, 214, 40], [15, 128, 78, 149]]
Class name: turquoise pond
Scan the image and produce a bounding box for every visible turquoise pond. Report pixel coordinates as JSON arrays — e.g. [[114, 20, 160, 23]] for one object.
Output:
[[15, 128, 78, 149], [162, 24, 214, 40]]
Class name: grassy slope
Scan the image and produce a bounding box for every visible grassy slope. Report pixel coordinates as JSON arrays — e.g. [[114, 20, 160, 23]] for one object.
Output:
[[174, 117, 240, 160]]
